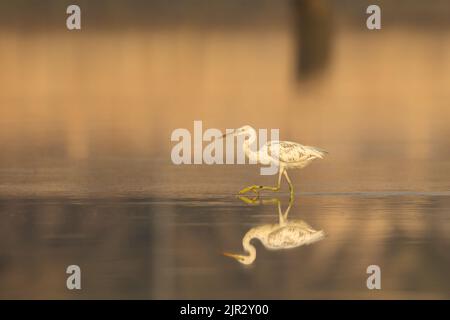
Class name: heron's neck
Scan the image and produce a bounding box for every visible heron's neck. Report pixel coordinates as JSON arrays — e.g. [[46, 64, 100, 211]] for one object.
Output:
[[243, 128, 258, 162], [242, 230, 257, 264]]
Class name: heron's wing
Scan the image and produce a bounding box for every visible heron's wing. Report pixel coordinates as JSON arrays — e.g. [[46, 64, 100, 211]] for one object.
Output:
[[266, 141, 327, 163], [267, 225, 325, 249], [267, 226, 312, 248]]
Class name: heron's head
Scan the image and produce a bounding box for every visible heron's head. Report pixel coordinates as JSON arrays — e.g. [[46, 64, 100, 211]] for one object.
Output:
[[221, 125, 254, 138], [223, 252, 255, 265], [236, 125, 253, 135]]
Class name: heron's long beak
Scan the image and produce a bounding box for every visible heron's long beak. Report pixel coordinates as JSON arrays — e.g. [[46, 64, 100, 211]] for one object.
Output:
[[220, 129, 235, 139], [223, 252, 241, 260]]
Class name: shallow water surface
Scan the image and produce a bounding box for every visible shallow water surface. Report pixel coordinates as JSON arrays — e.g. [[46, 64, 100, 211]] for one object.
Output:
[[0, 156, 449, 299]]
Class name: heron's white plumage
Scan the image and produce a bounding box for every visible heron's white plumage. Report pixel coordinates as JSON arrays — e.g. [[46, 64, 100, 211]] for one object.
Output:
[[264, 221, 325, 249], [223, 197, 325, 265], [226, 125, 327, 198], [262, 140, 327, 168]]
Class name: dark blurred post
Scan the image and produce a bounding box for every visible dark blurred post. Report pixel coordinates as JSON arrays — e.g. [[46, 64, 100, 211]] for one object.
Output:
[[291, 0, 333, 80]]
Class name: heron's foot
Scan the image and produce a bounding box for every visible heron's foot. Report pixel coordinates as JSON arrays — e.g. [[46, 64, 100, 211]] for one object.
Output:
[[237, 195, 260, 205], [238, 196, 282, 206], [238, 185, 262, 195], [238, 185, 281, 196]]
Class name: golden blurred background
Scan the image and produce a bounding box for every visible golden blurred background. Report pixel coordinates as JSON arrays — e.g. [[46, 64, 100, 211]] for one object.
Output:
[[0, 0, 449, 171]]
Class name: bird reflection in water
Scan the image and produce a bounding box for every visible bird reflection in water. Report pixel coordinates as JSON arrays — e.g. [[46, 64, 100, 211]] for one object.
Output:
[[223, 196, 325, 265]]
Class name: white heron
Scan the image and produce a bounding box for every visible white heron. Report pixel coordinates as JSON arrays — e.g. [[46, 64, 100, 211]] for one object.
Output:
[[223, 197, 325, 265], [222, 125, 327, 197]]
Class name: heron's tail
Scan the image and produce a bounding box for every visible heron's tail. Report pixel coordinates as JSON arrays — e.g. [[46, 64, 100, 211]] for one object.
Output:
[[306, 230, 326, 245], [308, 146, 328, 159]]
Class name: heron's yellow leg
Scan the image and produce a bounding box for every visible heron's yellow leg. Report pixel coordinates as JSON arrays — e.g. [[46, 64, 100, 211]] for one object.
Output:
[[238, 196, 293, 224], [283, 170, 294, 199], [238, 196, 281, 206], [282, 195, 294, 221], [238, 169, 284, 195], [238, 185, 280, 195], [237, 195, 260, 204], [238, 185, 264, 194]]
